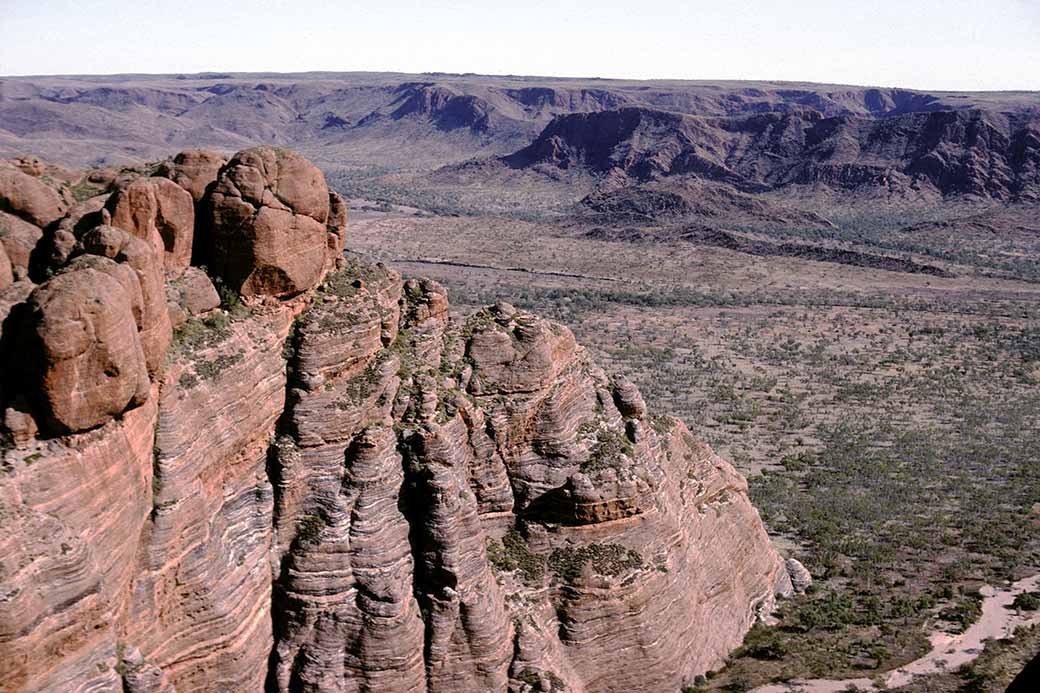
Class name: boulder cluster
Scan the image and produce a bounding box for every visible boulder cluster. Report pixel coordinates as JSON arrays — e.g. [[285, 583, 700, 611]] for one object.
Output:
[[0, 146, 347, 438]]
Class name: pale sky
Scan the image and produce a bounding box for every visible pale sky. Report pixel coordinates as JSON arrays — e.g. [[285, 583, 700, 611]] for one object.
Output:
[[1, 0, 1038, 91]]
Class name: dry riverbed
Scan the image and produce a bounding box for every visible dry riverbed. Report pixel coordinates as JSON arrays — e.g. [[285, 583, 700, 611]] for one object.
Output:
[[753, 574, 1040, 693]]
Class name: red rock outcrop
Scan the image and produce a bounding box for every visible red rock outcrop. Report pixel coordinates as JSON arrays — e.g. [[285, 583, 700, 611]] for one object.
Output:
[[0, 211, 44, 280], [164, 266, 220, 328], [105, 176, 195, 276], [15, 261, 150, 435], [202, 146, 338, 297], [326, 190, 348, 271], [78, 225, 172, 374], [0, 147, 794, 693], [0, 162, 70, 228], [258, 261, 791, 693], [0, 395, 157, 691], [157, 149, 226, 203], [128, 305, 293, 692], [6, 156, 80, 184]]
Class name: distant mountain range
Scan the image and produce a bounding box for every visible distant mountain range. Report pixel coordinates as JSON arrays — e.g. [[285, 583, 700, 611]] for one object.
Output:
[[2, 72, 1038, 201]]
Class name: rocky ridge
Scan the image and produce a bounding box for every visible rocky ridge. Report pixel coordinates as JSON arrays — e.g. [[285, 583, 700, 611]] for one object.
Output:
[[501, 106, 1040, 203], [0, 147, 800, 692], [3, 72, 1038, 172]]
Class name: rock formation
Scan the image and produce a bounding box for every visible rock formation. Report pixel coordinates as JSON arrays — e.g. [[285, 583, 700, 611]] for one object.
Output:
[[105, 176, 195, 276], [201, 146, 344, 297], [0, 211, 44, 280], [14, 259, 151, 435], [503, 106, 1040, 202], [157, 149, 227, 203], [0, 147, 796, 693], [0, 161, 71, 228]]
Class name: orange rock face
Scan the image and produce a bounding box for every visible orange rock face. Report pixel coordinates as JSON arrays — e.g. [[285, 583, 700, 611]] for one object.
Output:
[[16, 262, 150, 435], [0, 163, 70, 228], [157, 148, 227, 203], [202, 146, 336, 297], [0, 148, 795, 693], [106, 176, 195, 277]]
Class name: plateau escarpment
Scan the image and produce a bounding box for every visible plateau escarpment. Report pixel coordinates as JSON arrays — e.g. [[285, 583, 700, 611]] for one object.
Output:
[[501, 106, 1040, 204], [0, 147, 800, 693], [3, 72, 1039, 175]]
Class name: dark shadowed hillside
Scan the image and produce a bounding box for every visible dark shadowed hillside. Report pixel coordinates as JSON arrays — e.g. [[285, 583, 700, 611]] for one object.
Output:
[[500, 106, 1040, 202]]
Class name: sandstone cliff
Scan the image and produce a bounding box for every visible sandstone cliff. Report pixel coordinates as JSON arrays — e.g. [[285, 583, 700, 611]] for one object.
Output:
[[0, 147, 797, 693]]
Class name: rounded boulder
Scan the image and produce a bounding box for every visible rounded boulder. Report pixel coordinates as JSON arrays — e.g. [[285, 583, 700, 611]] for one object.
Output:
[[202, 146, 334, 298], [0, 165, 69, 228], [106, 176, 195, 277], [19, 262, 150, 435], [158, 149, 227, 203]]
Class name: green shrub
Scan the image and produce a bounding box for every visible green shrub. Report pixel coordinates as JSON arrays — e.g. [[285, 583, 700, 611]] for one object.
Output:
[[1012, 591, 1040, 611], [548, 542, 643, 581], [486, 530, 545, 585]]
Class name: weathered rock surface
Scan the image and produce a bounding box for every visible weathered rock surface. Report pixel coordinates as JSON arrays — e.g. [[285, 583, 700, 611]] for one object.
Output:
[[0, 211, 44, 280], [129, 306, 293, 692], [78, 225, 172, 374], [260, 259, 791, 692], [0, 395, 157, 691], [0, 147, 793, 693], [202, 146, 336, 297], [157, 149, 226, 203], [165, 265, 220, 327], [105, 176, 195, 276], [6, 156, 80, 184], [14, 261, 150, 435], [325, 190, 348, 271], [55, 194, 109, 237], [0, 163, 70, 228]]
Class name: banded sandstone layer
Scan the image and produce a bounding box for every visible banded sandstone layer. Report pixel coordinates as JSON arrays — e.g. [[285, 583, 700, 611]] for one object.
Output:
[[0, 147, 796, 693]]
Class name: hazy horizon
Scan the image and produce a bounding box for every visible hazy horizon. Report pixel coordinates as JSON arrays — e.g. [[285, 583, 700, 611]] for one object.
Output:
[[2, 0, 1039, 91]]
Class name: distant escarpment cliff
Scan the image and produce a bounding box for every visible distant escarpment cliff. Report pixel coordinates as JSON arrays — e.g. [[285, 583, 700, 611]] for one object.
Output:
[[0, 147, 800, 692], [3, 72, 1038, 184], [502, 106, 1040, 203]]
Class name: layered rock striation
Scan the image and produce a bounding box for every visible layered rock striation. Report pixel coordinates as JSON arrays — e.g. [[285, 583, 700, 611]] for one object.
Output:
[[0, 147, 799, 693]]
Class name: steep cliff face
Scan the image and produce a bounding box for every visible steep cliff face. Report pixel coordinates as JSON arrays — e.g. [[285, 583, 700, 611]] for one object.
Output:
[[0, 147, 797, 693], [503, 106, 1040, 202]]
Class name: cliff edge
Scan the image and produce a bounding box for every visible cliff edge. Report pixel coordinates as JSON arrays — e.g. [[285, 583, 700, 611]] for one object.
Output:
[[0, 147, 797, 693]]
